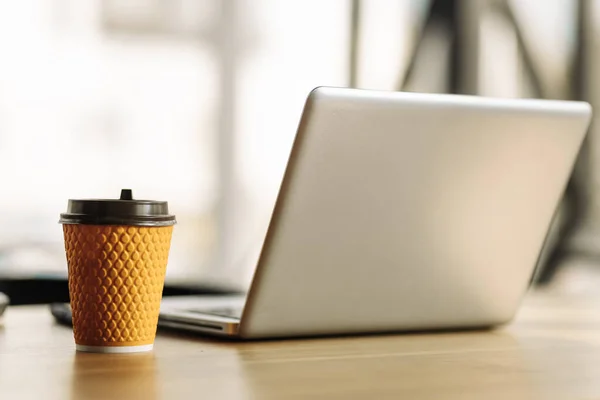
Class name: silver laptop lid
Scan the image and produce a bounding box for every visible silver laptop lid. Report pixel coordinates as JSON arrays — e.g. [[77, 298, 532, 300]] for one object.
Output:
[[239, 87, 591, 338]]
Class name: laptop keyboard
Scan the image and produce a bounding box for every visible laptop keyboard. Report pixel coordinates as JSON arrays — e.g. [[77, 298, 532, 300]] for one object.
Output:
[[186, 307, 243, 319]]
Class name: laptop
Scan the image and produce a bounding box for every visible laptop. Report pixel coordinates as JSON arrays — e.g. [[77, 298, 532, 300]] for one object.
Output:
[[158, 86, 592, 339]]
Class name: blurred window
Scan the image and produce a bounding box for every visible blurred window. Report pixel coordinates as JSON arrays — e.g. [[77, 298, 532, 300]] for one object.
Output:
[[0, 0, 591, 288]]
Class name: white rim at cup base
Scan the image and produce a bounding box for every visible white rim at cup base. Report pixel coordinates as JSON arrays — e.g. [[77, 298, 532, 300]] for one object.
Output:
[[76, 344, 154, 354]]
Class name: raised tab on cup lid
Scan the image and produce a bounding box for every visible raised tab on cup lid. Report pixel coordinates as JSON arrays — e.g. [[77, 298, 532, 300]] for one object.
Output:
[[120, 189, 133, 200], [59, 189, 176, 227]]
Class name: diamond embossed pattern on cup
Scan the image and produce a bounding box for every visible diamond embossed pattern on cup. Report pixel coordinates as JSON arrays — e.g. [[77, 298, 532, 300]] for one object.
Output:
[[63, 225, 173, 347]]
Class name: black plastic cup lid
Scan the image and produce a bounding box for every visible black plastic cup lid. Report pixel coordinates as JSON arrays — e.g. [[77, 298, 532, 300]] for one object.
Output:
[[59, 189, 176, 227]]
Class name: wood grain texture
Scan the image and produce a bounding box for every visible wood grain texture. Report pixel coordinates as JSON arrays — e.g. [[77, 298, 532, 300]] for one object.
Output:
[[1, 289, 599, 400]]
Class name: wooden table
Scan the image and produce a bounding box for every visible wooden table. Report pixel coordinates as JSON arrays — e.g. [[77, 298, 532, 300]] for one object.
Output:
[[1, 289, 599, 400]]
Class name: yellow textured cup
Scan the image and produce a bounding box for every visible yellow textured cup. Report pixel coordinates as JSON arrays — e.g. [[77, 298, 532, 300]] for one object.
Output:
[[60, 190, 176, 353]]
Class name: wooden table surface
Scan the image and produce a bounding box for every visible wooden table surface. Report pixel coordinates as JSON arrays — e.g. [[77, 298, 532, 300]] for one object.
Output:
[[1, 289, 599, 400]]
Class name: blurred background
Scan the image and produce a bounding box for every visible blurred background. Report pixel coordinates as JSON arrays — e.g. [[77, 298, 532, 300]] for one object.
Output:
[[0, 0, 599, 304]]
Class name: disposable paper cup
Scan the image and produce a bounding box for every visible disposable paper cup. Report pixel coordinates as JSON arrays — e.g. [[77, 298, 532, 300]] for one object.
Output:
[[60, 189, 176, 353]]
